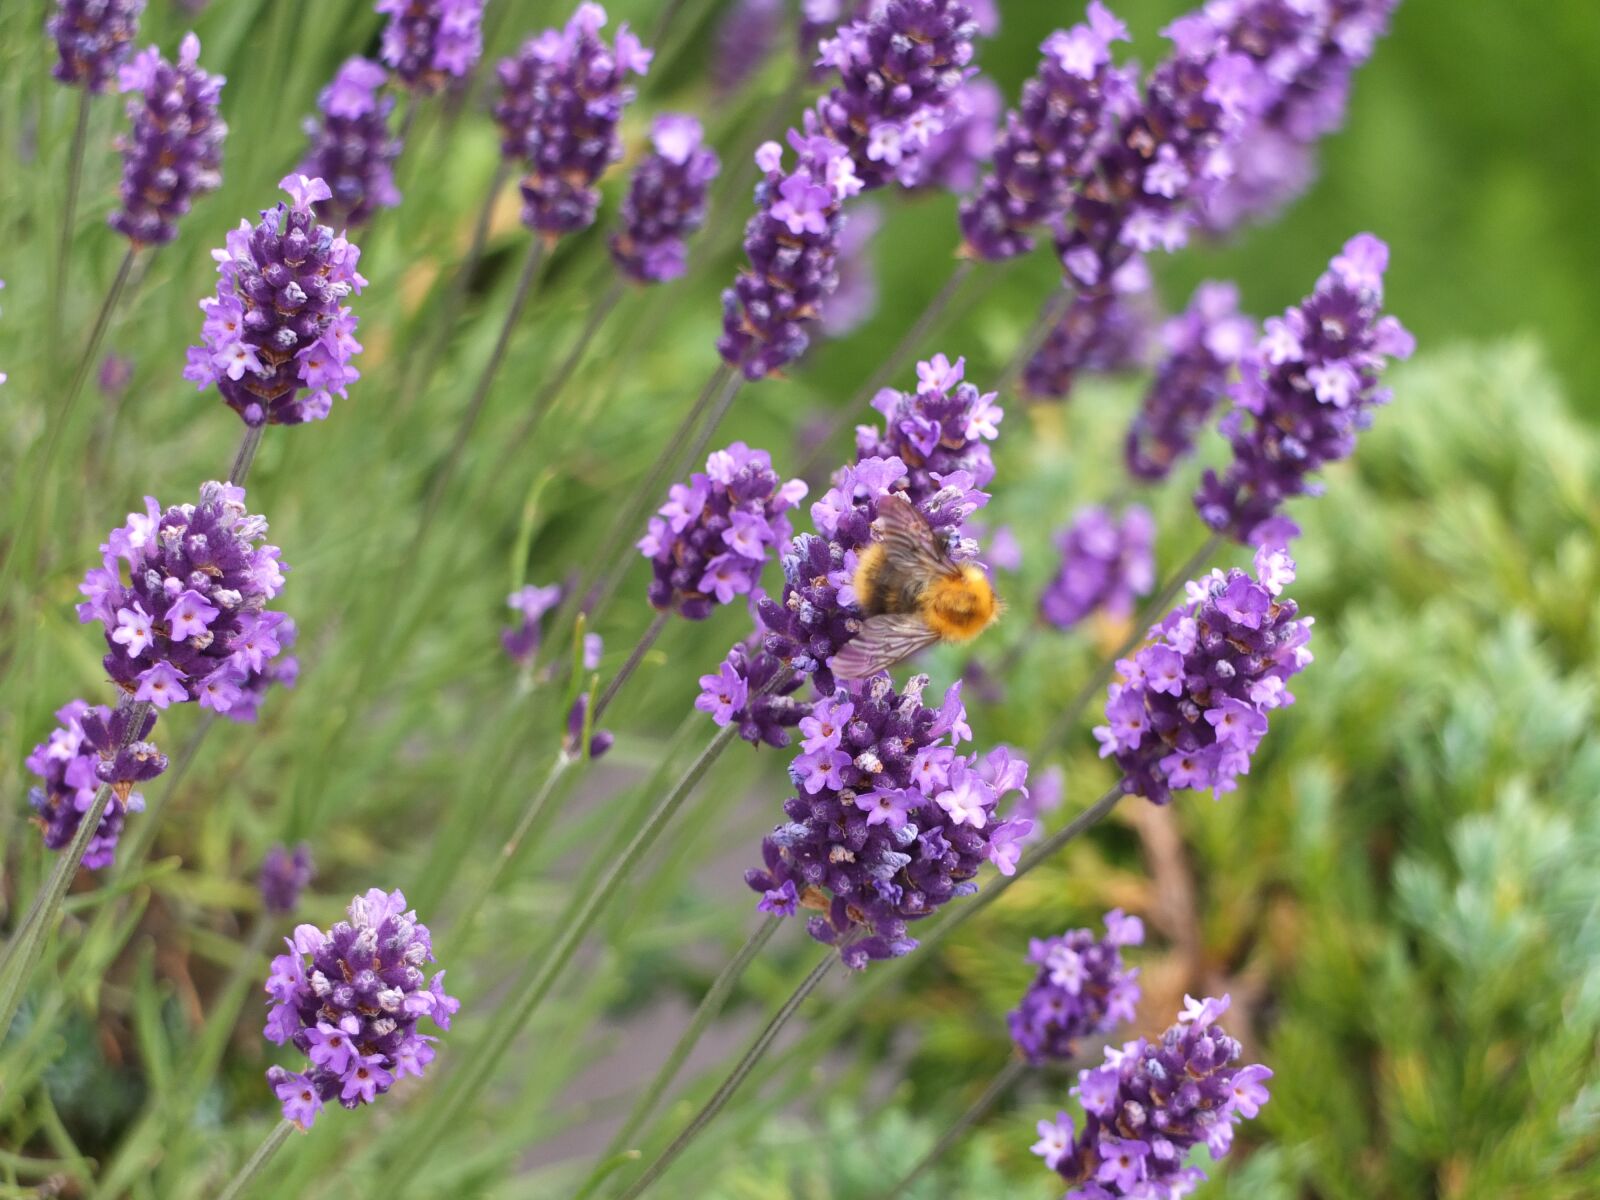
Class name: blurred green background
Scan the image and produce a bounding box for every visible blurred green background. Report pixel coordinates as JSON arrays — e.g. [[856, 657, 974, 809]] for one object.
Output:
[[1, 0, 1598, 1197]]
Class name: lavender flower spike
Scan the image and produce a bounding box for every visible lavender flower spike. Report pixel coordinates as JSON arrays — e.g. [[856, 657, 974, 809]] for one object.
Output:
[[1095, 544, 1311, 806], [376, 0, 483, 94], [502, 582, 562, 665], [718, 130, 859, 379], [26, 700, 166, 869], [638, 442, 807, 620], [1039, 505, 1155, 632], [609, 114, 720, 285], [264, 889, 457, 1128], [494, 3, 651, 237], [697, 627, 810, 748], [1126, 281, 1255, 481], [260, 843, 314, 915], [812, 0, 980, 190], [1009, 911, 1143, 1065], [713, 0, 782, 97], [48, 0, 145, 93], [1035, 994, 1272, 1197], [1195, 233, 1414, 544], [298, 57, 402, 230], [184, 174, 366, 427], [110, 33, 226, 246], [958, 2, 1133, 261], [1021, 259, 1154, 402], [76, 482, 293, 716], [745, 675, 1032, 966]]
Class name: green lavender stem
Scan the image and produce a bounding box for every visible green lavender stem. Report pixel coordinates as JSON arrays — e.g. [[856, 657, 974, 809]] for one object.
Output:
[[51, 88, 90, 350], [493, 276, 626, 471], [375, 720, 746, 1192], [215, 1119, 296, 1200], [414, 235, 548, 543], [572, 915, 784, 1200], [595, 610, 669, 720], [612, 946, 843, 1199], [880, 1057, 1028, 1200]]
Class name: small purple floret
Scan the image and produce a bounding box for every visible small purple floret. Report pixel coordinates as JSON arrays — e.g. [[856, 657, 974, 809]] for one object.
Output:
[[1009, 911, 1143, 1065], [1040, 506, 1155, 631], [260, 842, 314, 915], [376, 0, 483, 94], [609, 114, 720, 284], [298, 57, 401, 229]]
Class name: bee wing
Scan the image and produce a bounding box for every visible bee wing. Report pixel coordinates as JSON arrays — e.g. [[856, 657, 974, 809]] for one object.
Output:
[[873, 493, 958, 579], [830, 613, 942, 680]]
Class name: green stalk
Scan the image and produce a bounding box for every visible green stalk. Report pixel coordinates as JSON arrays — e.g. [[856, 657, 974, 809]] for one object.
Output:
[[611, 946, 842, 1199], [571, 915, 783, 1200], [215, 1120, 296, 1200]]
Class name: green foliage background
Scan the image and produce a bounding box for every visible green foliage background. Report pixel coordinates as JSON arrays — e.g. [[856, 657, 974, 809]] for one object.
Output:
[[0, 0, 1597, 1197]]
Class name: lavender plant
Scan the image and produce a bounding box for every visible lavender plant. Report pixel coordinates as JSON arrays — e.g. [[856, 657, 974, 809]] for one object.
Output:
[[376, 0, 483, 96], [48, 0, 145, 92], [1039, 505, 1155, 632], [297, 57, 402, 230]]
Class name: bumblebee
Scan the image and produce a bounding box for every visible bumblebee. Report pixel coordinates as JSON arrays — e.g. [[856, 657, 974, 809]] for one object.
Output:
[[830, 493, 1000, 680]]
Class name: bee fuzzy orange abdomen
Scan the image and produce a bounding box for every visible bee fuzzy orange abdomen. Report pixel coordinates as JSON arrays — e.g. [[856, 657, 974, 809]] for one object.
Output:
[[922, 566, 999, 643]]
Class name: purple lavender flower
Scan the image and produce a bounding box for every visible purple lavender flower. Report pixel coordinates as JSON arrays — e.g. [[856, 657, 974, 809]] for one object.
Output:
[[609, 114, 720, 285], [811, 0, 979, 190], [697, 629, 810, 748], [48, 0, 144, 92], [98, 353, 134, 398], [1036, 994, 1272, 1197], [376, 0, 483, 95], [76, 482, 293, 716], [745, 675, 1031, 965], [1195, 234, 1414, 543], [109, 33, 226, 246], [298, 57, 402, 230], [264, 889, 457, 1128], [183, 174, 366, 427], [760, 356, 997, 690], [718, 130, 859, 379], [638, 442, 807, 620], [260, 843, 314, 915], [1203, 0, 1398, 229], [1021, 268, 1155, 402], [714, 0, 783, 96], [899, 77, 1001, 195], [1009, 911, 1143, 1065], [1055, 13, 1258, 292], [1040, 506, 1155, 631], [958, 3, 1133, 260], [493, 4, 651, 237], [798, 0, 871, 79], [819, 201, 881, 338], [502, 582, 562, 665], [26, 700, 166, 870], [1094, 545, 1311, 806], [1127, 281, 1255, 481], [221, 616, 298, 723]]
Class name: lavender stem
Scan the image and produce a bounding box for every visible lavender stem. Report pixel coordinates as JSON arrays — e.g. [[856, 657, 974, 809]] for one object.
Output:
[[393, 158, 512, 424], [495, 275, 626, 470], [572, 915, 784, 1200], [415, 235, 548, 544], [52, 88, 91, 349], [228, 424, 264, 487], [612, 947, 842, 1199], [880, 1057, 1028, 1200], [596, 609, 669, 720], [214, 1119, 295, 1200]]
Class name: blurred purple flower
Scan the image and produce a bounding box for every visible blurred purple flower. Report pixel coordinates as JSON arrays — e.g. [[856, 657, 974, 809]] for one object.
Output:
[[260, 842, 314, 915], [110, 33, 225, 246], [376, 0, 483, 94], [298, 57, 401, 229], [48, 0, 145, 93], [1009, 911, 1143, 1065], [714, 0, 783, 96], [1127, 281, 1255, 481], [502, 582, 562, 665], [1040, 505, 1154, 631], [899, 77, 1001, 195], [610, 114, 720, 284], [819, 201, 882, 338]]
